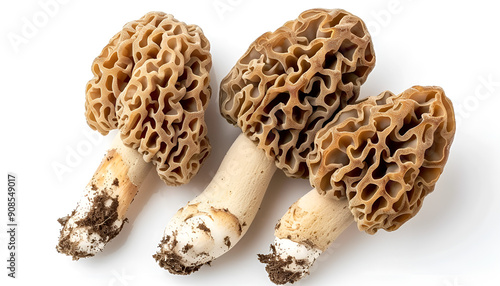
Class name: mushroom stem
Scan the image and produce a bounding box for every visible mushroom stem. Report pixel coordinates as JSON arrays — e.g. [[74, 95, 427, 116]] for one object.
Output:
[[153, 133, 277, 274], [258, 189, 353, 284], [56, 134, 152, 260]]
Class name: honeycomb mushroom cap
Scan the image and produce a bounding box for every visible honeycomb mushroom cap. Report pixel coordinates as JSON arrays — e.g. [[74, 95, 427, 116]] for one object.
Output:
[[308, 86, 456, 234], [85, 12, 212, 186], [220, 8, 375, 178]]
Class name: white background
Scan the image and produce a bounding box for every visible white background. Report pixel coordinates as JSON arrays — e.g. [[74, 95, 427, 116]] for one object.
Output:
[[1, 0, 499, 285]]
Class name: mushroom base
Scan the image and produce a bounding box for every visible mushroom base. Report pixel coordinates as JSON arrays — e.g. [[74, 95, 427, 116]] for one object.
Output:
[[259, 189, 353, 284], [154, 133, 276, 273], [56, 134, 152, 260], [258, 237, 322, 284]]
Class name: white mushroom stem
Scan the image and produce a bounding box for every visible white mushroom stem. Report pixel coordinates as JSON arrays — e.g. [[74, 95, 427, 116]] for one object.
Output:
[[258, 189, 353, 285], [56, 134, 152, 260], [154, 133, 277, 274]]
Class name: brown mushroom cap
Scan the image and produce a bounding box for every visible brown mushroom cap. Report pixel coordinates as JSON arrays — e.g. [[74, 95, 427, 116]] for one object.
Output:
[[220, 9, 375, 178], [308, 86, 456, 234], [85, 12, 212, 186]]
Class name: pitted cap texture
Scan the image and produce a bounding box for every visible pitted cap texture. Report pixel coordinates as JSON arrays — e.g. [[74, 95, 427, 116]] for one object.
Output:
[[85, 12, 212, 186], [220, 9, 375, 178], [308, 86, 456, 234]]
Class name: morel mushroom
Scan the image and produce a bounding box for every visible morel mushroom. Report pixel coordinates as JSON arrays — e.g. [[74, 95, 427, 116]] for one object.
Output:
[[258, 86, 456, 284], [56, 12, 212, 260], [153, 8, 375, 274]]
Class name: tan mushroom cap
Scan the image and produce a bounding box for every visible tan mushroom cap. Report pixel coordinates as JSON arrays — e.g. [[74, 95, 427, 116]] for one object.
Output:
[[308, 86, 456, 234], [85, 12, 212, 186], [220, 9, 375, 179]]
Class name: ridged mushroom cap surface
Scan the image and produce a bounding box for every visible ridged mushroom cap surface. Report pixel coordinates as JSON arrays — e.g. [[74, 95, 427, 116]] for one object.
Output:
[[85, 11, 212, 186], [220, 8, 375, 178], [308, 86, 456, 234]]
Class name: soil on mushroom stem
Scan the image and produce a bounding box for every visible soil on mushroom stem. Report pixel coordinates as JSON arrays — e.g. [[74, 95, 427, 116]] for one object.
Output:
[[258, 244, 307, 285], [152, 233, 208, 275], [56, 191, 125, 260]]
